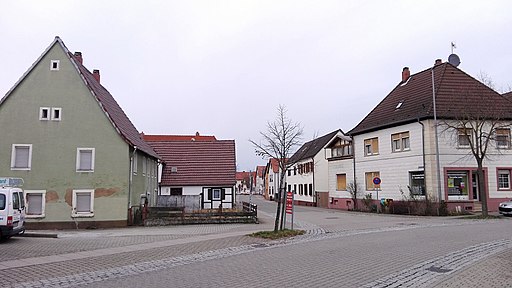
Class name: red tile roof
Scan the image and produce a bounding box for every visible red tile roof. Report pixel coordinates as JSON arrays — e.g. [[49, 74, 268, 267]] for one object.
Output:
[[0, 37, 159, 159], [256, 166, 266, 177], [270, 158, 285, 173], [350, 63, 512, 135], [236, 171, 251, 180], [142, 134, 217, 142], [144, 136, 236, 186], [70, 52, 159, 159]]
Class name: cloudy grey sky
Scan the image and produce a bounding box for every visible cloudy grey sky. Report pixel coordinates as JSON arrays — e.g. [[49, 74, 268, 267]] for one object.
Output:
[[1, 1, 511, 171]]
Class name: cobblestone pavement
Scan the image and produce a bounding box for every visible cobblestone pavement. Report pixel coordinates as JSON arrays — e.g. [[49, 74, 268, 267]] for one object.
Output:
[[2, 195, 511, 287]]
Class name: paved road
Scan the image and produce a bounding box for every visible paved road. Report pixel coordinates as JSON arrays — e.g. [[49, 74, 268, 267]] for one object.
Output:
[[1, 195, 511, 287]]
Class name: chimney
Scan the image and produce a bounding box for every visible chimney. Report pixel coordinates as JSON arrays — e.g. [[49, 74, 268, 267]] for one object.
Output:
[[402, 67, 410, 82], [196, 132, 200, 136], [93, 69, 100, 83], [74, 52, 83, 64], [435, 59, 442, 65]]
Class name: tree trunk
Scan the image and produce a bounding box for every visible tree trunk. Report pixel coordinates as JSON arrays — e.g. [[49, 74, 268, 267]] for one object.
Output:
[[476, 164, 488, 217], [279, 187, 286, 230], [279, 171, 287, 230]]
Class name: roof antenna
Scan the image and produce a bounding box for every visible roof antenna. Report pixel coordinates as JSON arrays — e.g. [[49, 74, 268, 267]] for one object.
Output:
[[448, 42, 461, 67]]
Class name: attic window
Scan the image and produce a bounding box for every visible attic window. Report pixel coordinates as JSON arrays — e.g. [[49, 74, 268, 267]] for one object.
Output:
[[396, 101, 404, 109], [171, 167, 178, 173], [50, 60, 60, 71]]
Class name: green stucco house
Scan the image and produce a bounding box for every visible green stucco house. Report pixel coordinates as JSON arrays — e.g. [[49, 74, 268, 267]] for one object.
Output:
[[0, 37, 160, 229]]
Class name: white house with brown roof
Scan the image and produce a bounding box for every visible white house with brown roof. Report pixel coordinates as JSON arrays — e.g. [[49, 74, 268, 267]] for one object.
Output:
[[330, 60, 512, 212], [287, 130, 345, 207], [144, 134, 236, 209]]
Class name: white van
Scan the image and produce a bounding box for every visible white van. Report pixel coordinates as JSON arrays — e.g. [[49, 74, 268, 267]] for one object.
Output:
[[0, 177, 26, 240]]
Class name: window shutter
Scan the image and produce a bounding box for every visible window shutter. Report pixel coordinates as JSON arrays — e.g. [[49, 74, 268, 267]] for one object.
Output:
[[221, 189, 225, 200], [372, 138, 379, 154], [76, 193, 91, 212], [27, 194, 43, 215], [208, 189, 212, 200], [15, 146, 30, 168], [79, 150, 93, 170]]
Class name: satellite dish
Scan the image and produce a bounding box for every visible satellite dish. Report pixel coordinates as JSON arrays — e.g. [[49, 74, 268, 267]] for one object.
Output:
[[448, 54, 461, 67]]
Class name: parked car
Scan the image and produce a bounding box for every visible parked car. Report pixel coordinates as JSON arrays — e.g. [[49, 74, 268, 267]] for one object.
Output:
[[0, 177, 26, 240], [498, 200, 512, 216]]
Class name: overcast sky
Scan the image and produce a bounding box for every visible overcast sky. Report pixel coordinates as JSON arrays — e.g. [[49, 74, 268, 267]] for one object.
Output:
[[1, 1, 511, 171]]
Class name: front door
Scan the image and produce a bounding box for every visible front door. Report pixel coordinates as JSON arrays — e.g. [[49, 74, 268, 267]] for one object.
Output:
[[472, 172, 479, 201]]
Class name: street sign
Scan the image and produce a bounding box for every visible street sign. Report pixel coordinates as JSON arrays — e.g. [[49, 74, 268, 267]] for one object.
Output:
[[286, 191, 293, 214], [373, 177, 381, 185]]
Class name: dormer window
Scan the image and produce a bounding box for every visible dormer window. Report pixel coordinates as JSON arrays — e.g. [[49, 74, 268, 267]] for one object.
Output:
[[39, 107, 50, 120], [50, 60, 60, 71], [51, 108, 62, 121]]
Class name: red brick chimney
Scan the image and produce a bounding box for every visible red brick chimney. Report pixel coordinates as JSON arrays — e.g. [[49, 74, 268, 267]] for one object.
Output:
[[402, 67, 410, 82], [435, 59, 442, 65], [74, 52, 83, 64], [93, 69, 100, 83]]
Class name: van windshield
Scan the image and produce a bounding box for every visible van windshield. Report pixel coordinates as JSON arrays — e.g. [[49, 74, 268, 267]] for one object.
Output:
[[0, 194, 5, 210]]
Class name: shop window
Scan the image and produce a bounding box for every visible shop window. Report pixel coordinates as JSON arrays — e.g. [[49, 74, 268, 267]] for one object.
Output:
[[447, 172, 469, 196], [409, 171, 425, 195]]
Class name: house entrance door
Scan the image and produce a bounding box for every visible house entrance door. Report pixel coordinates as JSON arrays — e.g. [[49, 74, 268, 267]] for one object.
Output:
[[472, 172, 479, 201]]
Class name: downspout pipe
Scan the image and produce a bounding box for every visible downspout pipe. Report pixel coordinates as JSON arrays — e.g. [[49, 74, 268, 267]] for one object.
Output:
[[129, 146, 137, 210], [418, 119, 427, 199], [352, 137, 357, 206], [432, 68, 442, 202]]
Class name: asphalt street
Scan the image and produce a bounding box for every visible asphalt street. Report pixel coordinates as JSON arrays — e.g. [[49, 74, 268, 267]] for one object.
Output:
[[1, 195, 511, 288]]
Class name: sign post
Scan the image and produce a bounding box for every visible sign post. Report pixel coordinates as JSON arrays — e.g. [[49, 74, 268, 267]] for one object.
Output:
[[286, 191, 294, 230], [373, 177, 381, 213]]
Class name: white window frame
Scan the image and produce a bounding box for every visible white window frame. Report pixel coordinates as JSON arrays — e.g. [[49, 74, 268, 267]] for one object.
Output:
[[364, 137, 379, 156], [50, 60, 60, 71], [51, 107, 62, 121], [72, 189, 94, 217], [25, 190, 46, 218], [392, 132, 410, 152], [457, 128, 472, 148], [76, 148, 95, 172], [497, 169, 511, 190], [142, 156, 147, 176], [39, 107, 50, 120], [11, 144, 32, 170], [132, 154, 138, 175], [213, 189, 221, 200], [495, 128, 511, 149]]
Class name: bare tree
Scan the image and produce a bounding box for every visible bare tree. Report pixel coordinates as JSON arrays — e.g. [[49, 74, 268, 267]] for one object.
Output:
[[346, 181, 361, 211], [439, 74, 512, 216], [250, 105, 303, 231]]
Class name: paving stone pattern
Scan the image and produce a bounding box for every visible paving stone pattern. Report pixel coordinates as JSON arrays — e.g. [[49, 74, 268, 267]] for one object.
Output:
[[11, 221, 509, 288]]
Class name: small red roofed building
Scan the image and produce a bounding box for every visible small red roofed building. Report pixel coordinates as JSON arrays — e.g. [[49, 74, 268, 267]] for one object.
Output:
[[255, 166, 266, 195], [235, 171, 252, 194], [144, 133, 236, 209], [263, 158, 286, 201]]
